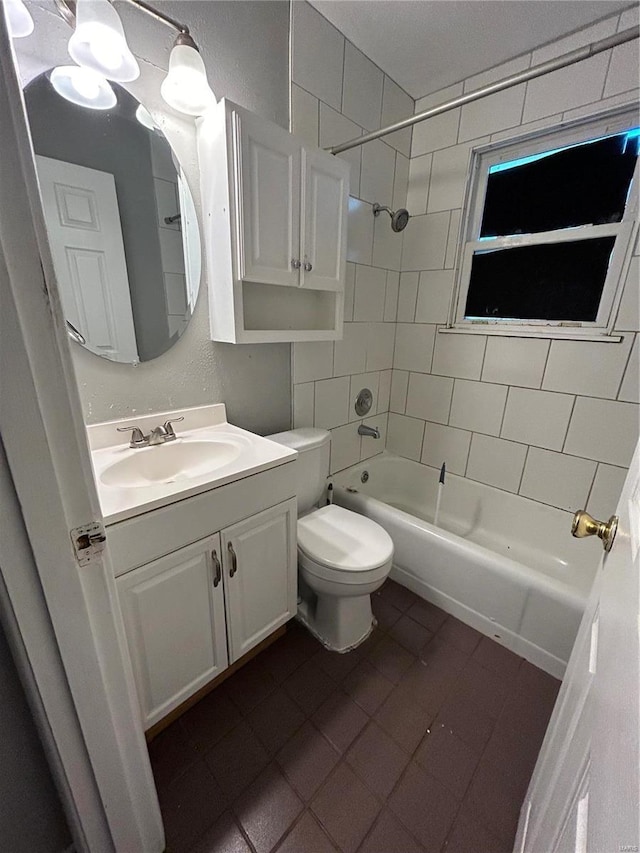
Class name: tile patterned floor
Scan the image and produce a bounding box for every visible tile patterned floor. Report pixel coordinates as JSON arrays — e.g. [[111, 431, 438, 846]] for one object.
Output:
[[150, 580, 560, 853]]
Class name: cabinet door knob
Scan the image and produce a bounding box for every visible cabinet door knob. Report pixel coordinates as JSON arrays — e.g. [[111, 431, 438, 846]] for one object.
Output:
[[228, 542, 238, 577], [211, 549, 222, 587], [291, 258, 301, 270], [303, 260, 312, 272]]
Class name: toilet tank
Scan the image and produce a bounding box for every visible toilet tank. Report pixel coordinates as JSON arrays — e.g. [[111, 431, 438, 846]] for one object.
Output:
[[267, 428, 330, 514]]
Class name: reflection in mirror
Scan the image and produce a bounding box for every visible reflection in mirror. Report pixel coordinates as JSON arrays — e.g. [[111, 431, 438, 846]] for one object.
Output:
[[24, 72, 201, 364]]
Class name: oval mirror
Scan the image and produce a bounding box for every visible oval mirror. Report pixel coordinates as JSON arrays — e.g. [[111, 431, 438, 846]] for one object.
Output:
[[24, 71, 201, 364]]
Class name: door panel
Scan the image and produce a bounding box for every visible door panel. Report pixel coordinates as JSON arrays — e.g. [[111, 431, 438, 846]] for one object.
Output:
[[116, 535, 228, 728], [222, 499, 297, 662]]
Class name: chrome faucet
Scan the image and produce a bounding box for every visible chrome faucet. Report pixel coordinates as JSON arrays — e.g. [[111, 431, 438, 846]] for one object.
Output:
[[117, 417, 184, 448], [358, 424, 380, 439]]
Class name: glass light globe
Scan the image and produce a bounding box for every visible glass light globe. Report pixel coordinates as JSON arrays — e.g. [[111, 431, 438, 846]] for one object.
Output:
[[161, 43, 216, 117], [68, 0, 139, 82], [50, 66, 117, 110], [5, 0, 34, 38]]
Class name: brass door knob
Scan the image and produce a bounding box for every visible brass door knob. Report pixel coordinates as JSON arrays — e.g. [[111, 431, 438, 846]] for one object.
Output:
[[571, 510, 618, 552]]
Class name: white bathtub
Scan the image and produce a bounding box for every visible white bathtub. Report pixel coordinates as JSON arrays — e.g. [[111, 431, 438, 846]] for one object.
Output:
[[333, 453, 601, 678]]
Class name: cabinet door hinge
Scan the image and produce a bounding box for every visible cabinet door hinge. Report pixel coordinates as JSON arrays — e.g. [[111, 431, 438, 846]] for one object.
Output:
[[71, 521, 107, 566]]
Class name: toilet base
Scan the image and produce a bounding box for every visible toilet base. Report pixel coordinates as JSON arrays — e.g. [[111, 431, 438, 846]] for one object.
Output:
[[297, 593, 376, 653]]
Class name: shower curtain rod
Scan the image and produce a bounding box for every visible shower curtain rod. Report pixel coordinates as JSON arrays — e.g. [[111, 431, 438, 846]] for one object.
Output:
[[328, 26, 639, 155]]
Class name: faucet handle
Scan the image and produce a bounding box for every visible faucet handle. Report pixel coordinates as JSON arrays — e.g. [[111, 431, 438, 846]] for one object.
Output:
[[116, 426, 148, 448], [163, 416, 184, 438]]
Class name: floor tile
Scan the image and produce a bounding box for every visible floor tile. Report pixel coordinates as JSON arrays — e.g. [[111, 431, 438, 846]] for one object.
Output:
[[314, 646, 362, 681], [374, 687, 432, 754], [190, 811, 252, 853], [419, 636, 469, 673], [312, 689, 369, 753], [389, 615, 433, 655], [406, 598, 448, 633], [371, 594, 403, 631], [260, 631, 317, 683], [283, 658, 337, 716], [414, 724, 480, 799], [247, 689, 306, 755], [235, 764, 303, 853], [311, 763, 380, 853], [461, 758, 526, 845], [158, 760, 227, 853], [343, 659, 394, 714], [388, 762, 459, 853], [277, 721, 340, 801], [179, 687, 240, 753], [444, 813, 511, 853], [148, 720, 199, 789], [472, 637, 523, 680], [274, 811, 337, 853], [397, 658, 458, 717], [378, 580, 418, 612], [434, 694, 496, 755], [358, 809, 425, 853], [436, 617, 482, 654], [225, 659, 277, 712], [346, 721, 410, 799], [449, 660, 511, 719], [367, 635, 415, 684], [204, 720, 270, 801]]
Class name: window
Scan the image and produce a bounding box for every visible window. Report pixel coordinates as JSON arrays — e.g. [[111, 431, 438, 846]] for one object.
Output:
[[452, 110, 639, 339]]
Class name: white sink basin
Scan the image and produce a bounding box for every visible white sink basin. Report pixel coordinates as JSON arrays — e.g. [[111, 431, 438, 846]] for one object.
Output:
[[100, 439, 243, 488]]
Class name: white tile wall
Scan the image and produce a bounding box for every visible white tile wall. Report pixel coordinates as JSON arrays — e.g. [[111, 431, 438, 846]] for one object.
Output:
[[432, 332, 486, 381], [394, 323, 435, 373], [293, 341, 333, 384], [542, 335, 634, 399], [427, 143, 478, 213], [406, 154, 432, 216], [449, 380, 508, 436], [402, 212, 450, 271], [481, 337, 549, 389], [342, 42, 384, 131], [415, 271, 455, 324], [397, 272, 419, 322], [387, 413, 425, 461], [618, 336, 639, 404], [360, 140, 396, 207], [293, 381, 314, 427], [406, 373, 454, 423], [347, 198, 374, 265], [378, 370, 392, 413], [343, 262, 356, 321], [587, 463, 628, 519], [349, 372, 379, 421], [381, 75, 413, 156], [501, 388, 574, 451], [520, 448, 596, 512], [314, 377, 350, 429], [412, 83, 463, 157], [384, 272, 400, 322], [421, 422, 471, 476], [354, 266, 387, 322], [372, 213, 403, 271], [390, 370, 409, 413], [366, 323, 396, 371], [291, 84, 319, 147], [392, 152, 410, 211], [291, 2, 344, 110], [616, 257, 639, 332], [319, 104, 363, 198], [330, 423, 362, 473], [466, 434, 527, 493], [333, 322, 367, 377], [564, 397, 639, 467]]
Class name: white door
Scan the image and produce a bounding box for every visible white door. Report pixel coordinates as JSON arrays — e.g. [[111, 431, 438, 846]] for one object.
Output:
[[35, 156, 139, 363], [235, 110, 301, 287], [222, 499, 297, 662], [300, 146, 349, 291], [117, 536, 229, 729], [515, 441, 640, 853]]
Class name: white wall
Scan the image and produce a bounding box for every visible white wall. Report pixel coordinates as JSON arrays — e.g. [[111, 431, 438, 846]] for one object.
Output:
[[388, 7, 639, 517], [17, 0, 292, 434], [290, 0, 413, 473]]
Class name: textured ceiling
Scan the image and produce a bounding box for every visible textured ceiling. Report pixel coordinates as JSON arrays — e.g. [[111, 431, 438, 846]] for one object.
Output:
[[308, 0, 634, 99]]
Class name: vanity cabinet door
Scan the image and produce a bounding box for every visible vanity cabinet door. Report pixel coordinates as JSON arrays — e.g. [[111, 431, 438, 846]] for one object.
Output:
[[116, 535, 228, 729], [300, 147, 349, 292], [235, 110, 301, 288], [221, 499, 297, 662]]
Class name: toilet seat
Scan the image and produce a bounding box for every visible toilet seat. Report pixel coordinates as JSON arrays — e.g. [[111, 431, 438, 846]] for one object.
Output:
[[298, 505, 394, 578]]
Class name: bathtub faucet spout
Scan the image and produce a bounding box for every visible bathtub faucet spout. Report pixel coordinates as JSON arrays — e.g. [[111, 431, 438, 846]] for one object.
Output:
[[358, 424, 380, 439]]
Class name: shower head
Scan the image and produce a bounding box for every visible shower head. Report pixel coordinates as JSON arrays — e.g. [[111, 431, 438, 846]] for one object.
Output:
[[373, 202, 411, 232]]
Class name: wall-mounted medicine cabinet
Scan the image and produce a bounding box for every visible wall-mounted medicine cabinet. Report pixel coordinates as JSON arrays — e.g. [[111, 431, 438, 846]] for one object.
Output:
[[197, 99, 349, 343]]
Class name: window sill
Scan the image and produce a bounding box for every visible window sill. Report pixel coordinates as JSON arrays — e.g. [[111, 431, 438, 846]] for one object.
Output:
[[440, 326, 623, 343]]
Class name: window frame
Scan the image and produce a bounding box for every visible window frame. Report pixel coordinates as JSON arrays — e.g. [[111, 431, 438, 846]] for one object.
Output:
[[448, 107, 639, 341]]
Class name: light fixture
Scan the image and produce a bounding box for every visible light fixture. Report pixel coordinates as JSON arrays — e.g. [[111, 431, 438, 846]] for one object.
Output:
[[160, 33, 216, 117], [68, 0, 139, 82], [4, 0, 34, 38], [135, 103, 156, 130], [50, 65, 117, 110]]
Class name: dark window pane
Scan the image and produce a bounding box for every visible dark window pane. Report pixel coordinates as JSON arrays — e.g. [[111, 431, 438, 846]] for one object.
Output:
[[465, 237, 616, 322], [480, 132, 638, 237]]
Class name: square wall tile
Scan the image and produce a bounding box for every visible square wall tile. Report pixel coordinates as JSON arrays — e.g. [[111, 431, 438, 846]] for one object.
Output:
[[397, 272, 419, 323], [427, 143, 476, 213], [412, 83, 463, 156], [459, 83, 526, 142], [361, 412, 388, 460], [293, 382, 314, 428], [587, 463, 627, 520], [466, 434, 527, 493], [292, 84, 319, 148], [381, 76, 414, 156], [354, 266, 387, 322], [360, 140, 396, 208], [347, 198, 374, 265], [334, 322, 367, 377], [422, 422, 471, 475], [520, 448, 596, 512], [523, 53, 610, 122], [407, 153, 432, 216], [378, 370, 392, 412], [394, 323, 436, 373], [350, 372, 380, 422], [482, 336, 549, 388], [291, 2, 344, 110], [293, 341, 333, 384], [501, 387, 574, 451], [402, 212, 450, 271], [390, 370, 409, 413], [406, 372, 454, 424], [415, 270, 455, 324], [543, 335, 633, 399], [319, 104, 362, 198], [604, 38, 640, 97], [384, 272, 400, 322], [619, 334, 639, 404], [445, 209, 462, 269], [616, 257, 640, 332], [432, 332, 486, 380], [342, 41, 384, 131], [449, 379, 508, 436], [393, 152, 410, 211], [564, 397, 639, 467], [387, 413, 426, 461], [315, 377, 350, 429], [330, 424, 362, 473], [373, 211, 403, 271], [366, 323, 396, 371], [344, 262, 356, 322]]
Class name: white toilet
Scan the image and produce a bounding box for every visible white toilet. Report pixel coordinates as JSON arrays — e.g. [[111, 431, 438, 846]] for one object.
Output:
[[269, 428, 394, 652]]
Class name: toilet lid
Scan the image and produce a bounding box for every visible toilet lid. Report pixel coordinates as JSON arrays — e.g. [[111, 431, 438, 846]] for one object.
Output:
[[298, 505, 394, 572]]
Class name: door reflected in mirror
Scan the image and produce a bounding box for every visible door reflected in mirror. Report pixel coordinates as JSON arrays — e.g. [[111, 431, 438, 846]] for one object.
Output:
[[24, 72, 201, 364]]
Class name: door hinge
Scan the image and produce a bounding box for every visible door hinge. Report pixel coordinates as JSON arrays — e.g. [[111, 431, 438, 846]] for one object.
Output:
[[71, 521, 107, 566]]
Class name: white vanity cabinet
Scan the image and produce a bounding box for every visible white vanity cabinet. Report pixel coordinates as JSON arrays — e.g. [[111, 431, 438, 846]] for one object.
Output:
[[197, 98, 349, 343]]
